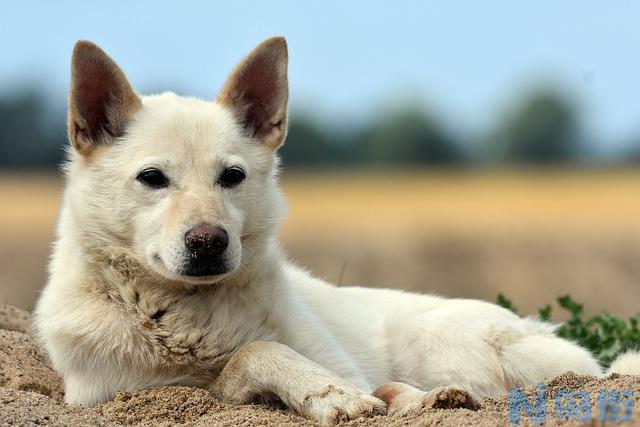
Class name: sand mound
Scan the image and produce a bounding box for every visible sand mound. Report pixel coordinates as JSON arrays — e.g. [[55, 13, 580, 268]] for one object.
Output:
[[0, 329, 63, 402], [0, 388, 112, 426], [1, 303, 639, 426], [0, 303, 32, 335]]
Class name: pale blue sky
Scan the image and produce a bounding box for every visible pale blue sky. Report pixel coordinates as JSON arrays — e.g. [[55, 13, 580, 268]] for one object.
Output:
[[1, 1, 639, 151]]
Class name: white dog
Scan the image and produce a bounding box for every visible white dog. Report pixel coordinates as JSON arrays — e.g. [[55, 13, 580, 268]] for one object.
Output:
[[34, 37, 638, 425]]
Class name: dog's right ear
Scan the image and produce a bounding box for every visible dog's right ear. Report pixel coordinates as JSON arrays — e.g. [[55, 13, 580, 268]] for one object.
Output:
[[68, 41, 142, 156]]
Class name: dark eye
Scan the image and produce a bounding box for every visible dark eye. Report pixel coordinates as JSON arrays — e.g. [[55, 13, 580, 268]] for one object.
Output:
[[136, 168, 169, 189], [219, 167, 246, 188]]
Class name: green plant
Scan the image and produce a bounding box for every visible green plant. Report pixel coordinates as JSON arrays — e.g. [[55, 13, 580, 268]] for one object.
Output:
[[496, 293, 640, 368]]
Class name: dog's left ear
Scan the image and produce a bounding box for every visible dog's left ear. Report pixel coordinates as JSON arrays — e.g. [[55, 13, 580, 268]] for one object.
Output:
[[217, 37, 289, 150]]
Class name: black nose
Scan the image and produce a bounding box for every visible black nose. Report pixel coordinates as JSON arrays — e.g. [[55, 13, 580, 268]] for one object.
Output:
[[185, 224, 229, 258]]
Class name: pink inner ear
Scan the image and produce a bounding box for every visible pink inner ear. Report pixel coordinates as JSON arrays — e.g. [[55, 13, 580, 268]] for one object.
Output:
[[235, 56, 281, 138], [76, 59, 118, 139]]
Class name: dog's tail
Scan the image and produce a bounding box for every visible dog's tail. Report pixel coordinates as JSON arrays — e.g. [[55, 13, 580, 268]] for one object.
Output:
[[607, 351, 640, 375]]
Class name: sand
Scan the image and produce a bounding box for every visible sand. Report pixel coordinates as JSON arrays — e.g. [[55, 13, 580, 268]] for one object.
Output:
[[1, 303, 639, 426]]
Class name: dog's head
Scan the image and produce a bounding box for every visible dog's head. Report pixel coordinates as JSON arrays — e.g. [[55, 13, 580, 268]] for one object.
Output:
[[65, 38, 288, 284]]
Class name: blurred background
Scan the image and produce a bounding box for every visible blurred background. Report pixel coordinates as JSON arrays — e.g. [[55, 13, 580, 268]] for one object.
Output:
[[1, 1, 640, 318]]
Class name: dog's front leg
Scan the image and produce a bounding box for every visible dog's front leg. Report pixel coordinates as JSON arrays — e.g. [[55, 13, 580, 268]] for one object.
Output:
[[210, 341, 386, 425]]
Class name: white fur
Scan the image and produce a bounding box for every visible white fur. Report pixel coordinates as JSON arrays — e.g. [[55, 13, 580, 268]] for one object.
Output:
[[609, 352, 640, 376], [34, 40, 638, 425]]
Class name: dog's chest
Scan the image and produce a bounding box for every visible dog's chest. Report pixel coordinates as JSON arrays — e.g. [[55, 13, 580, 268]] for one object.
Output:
[[109, 282, 278, 371]]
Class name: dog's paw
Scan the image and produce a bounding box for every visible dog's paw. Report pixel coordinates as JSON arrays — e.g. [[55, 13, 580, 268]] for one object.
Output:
[[300, 384, 387, 426], [423, 385, 481, 410], [373, 382, 480, 416]]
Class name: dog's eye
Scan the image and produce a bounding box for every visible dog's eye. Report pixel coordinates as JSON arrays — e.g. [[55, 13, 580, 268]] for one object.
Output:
[[218, 167, 246, 188], [136, 168, 169, 189]]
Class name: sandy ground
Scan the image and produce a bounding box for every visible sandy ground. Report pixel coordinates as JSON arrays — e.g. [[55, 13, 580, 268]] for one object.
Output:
[[2, 303, 639, 426]]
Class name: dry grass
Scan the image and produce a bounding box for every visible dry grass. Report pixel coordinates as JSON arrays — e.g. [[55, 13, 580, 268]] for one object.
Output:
[[280, 169, 640, 236], [1, 170, 640, 318]]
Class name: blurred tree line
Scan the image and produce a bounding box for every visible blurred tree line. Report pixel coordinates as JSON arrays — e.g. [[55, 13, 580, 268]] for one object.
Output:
[[0, 86, 637, 169], [0, 91, 66, 168]]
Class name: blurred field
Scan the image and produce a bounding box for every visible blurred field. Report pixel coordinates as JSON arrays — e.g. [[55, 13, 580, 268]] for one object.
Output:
[[1, 170, 640, 318]]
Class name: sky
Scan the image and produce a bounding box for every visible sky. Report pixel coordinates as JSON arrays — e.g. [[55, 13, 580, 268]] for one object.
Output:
[[1, 1, 640, 151]]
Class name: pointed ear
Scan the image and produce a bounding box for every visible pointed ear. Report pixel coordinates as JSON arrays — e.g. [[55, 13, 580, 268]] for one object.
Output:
[[217, 37, 289, 150], [68, 41, 142, 156]]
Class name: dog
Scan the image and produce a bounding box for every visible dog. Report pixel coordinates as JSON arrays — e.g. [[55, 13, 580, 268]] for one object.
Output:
[[34, 37, 639, 425]]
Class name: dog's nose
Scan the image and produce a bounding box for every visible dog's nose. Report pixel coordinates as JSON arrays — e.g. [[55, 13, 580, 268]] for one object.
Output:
[[184, 224, 229, 258]]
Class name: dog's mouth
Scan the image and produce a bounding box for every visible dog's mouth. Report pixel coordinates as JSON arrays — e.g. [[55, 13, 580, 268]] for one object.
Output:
[[150, 253, 234, 285], [179, 259, 230, 278]]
